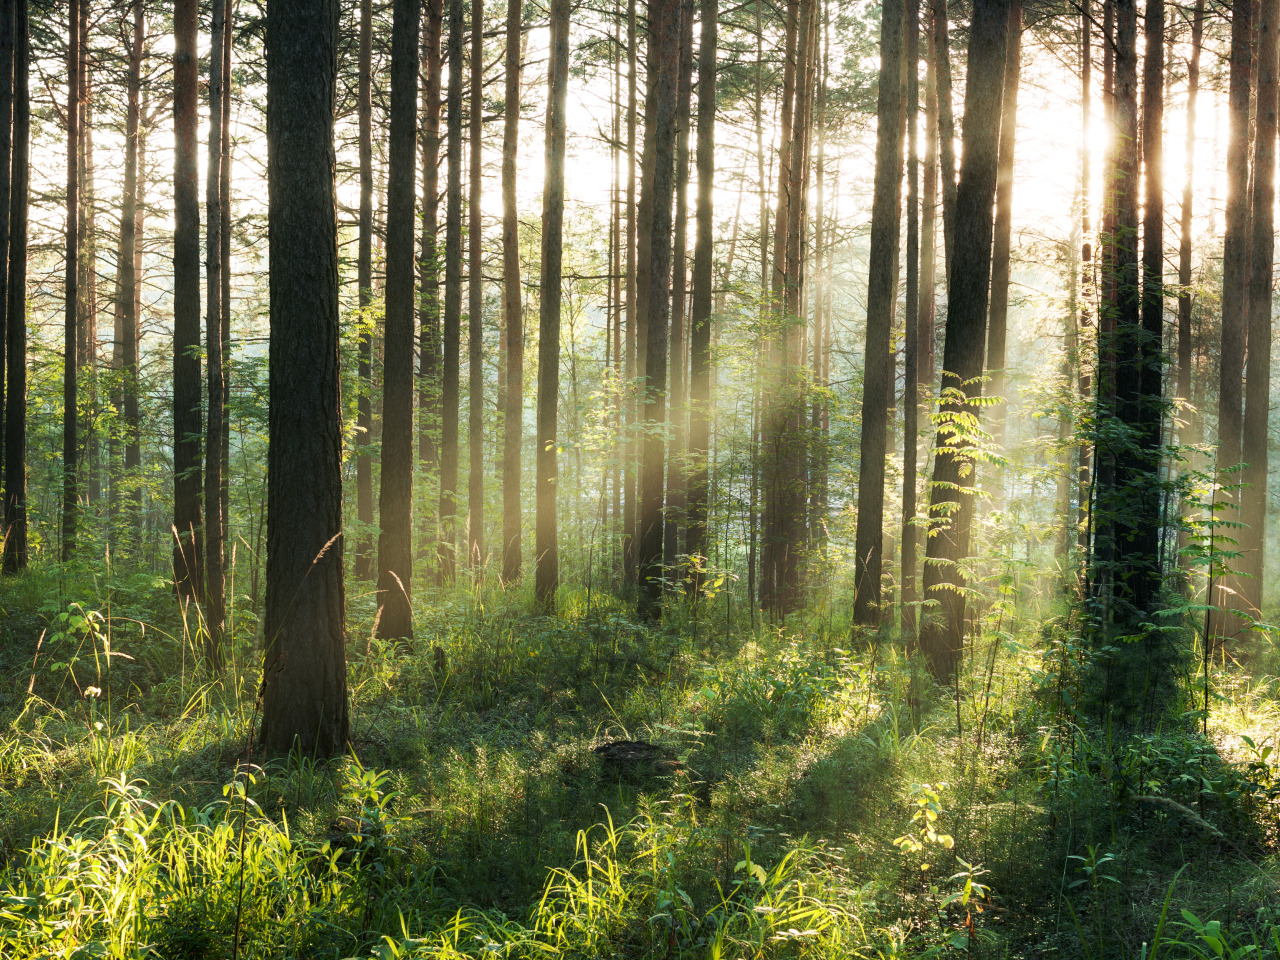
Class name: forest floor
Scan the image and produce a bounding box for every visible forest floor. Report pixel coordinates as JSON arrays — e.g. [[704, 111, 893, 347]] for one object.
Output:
[[1, 564, 1280, 958]]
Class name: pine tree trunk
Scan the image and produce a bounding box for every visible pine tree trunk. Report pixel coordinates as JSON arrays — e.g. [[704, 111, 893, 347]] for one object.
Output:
[[440, 0, 465, 583], [536, 0, 570, 608], [0, 0, 12, 531], [930, 0, 957, 279], [63, 0, 80, 561], [260, 0, 349, 758], [686, 0, 716, 590], [205, 0, 228, 667], [467, 0, 484, 568], [622, 0, 638, 585], [901, 0, 920, 636], [501, 0, 523, 583], [376, 0, 421, 641], [79, 7, 100, 512], [355, 0, 375, 580], [2, 0, 24, 574], [173, 0, 203, 598], [636, 0, 682, 621], [419, 0, 443, 563], [920, 8, 938, 389], [220, 2, 232, 576], [853, 0, 904, 626], [918, 0, 1009, 680], [1177, 0, 1204, 413]]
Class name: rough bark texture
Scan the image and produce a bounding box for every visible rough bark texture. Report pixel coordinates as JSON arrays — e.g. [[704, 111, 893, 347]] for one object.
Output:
[[3, 0, 24, 574], [622, 0, 638, 585], [636, 0, 681, 621], [930, 0, 957, 278], [920, 6, 938, 388], [901, 0, 920, 636], [205, 0, 228, 667], [439, 0, 464, 583], [63, 0, 80, 561], [985, 0, 1022, 487], [467, 0, 484, 568], [853, 0, 903, 626], [376, 0, 421, 641], [0, 0, 10, 530], [918, 0, 1008, 679], [355, 0, 375, 580], [173, 0, 203, 599], [419, 0, 443, 562], [260, 0, 349, 759], [536, 0, 570, 608], [1177, 0, 1204, 410], [685, 0, 716, 582], [501, 0, 523, 583], [1241, 0, 1275, 622]]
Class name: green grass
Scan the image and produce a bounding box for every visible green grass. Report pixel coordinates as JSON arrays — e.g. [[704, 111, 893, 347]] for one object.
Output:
[[2, 566, 1280, 958]]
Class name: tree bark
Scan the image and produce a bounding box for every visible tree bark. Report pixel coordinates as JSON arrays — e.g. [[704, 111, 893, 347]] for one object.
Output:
[[205, 0, 228, 667], [63, 0, 80, 561], [501, 0, 523, 583], [2, 0, 24, 574], [467, 0, 484, 568], [0, 0, 12, 532], [536, 0, 570, 608], [259, 0, 349, 758], [355, 0, 375, 580], [930, 0, 957, 279], [636, 0, 681, 620], [419, 0, 443, 563], [440, 0, 465, 583], [918, 0, 1008, 679], [920, 3, 938, 389], [376, 0, 421, 641], [686, 0, 716, 585], [622, 0, 638, 585], [173, 0, 203, 599], [901, 0, 920, 636], [1177, 0, 1204, 413], [853, 0, 904, 626]]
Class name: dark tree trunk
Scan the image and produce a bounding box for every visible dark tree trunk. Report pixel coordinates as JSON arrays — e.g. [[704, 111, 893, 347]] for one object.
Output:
[[467, 0, 484, 568], [901, 0, 920, 636], [930, 0, 957, 279], [853, 0, 904, 626], [419, 0, 443, 562], [636, 0, 681, 620], [918, 0, 1009, 679], [355, 0, 375, 580], [622, 0, 638, 585], [439, 0, 464, 583], [0, 0, 12, 531], [1077, 4, 1092, 557], [80, 4, 100, 512], [685, 0, 716, 585], [205, 0, 228, 668], [1241, 0, 1275, 622], [219, 3, 232, 565], [63, 0, 80, 561], [376, 0, 421, 641], [536, 0, 570, 608], [173, 0, 204, 599], [2, 0, 23, 574], [501, 0, 523, 582], [1177, 0, 1204, 412], [260, 0, 349, 759], [920, 5, 937, 389], [985, 0, 1022, 490]]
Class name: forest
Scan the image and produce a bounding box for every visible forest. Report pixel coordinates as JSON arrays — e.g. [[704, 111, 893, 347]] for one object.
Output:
[[2, 0, 1280, 954]]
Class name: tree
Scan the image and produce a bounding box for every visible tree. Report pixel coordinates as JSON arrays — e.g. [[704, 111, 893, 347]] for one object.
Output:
[[205, 0, 228, 668], [260, 0, 349, 759], [173, 0, 203, 600], [852, 0, 903, 626], [376, 0, 422, 641], [439, 0, 464, 583], [536, 0, 570, 608], [2, 0, 23, 575], [685, 0, 716, 584], [419, 0, 443, 562], [0, 0, 11, 528], [636, 0, 681, 620], [918, 0, 1009, 680], [467, 0, 484, 568], [63, 0, 80, 561], [501, 0, 523, 583], [901, 0, 920, 635], [1176, 0, 1204, 417], [355, 0, 375, 580]]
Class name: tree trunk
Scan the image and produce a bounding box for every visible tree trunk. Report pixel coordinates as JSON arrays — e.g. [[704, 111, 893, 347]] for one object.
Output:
[[901, 0, 920, 636], [2, 0, 24, 574], [664, 0, 694, 577], [355, 0, 375, 580], [0, 0, 12, 532], [467, 0, 484, 568], [622, 0, 638, 585], [1241, 0, 1276, 624], [439, 0, 465, 583], [419, 0, 443, 563], [853, 0, 904, 626], [918, 0, 1009, 680], [1177, 0, 1204, 413], [205, 0, 228, 668], [686, 0, 716, 586], [63, 0, 80, 561], [376, 0, 421, 641], [920, 5, 938, 389], [985, 0, 1022, 494], [536, 0, 570, 608], [173, 0, 203, 599], [260, 0, 349, 758], [501, 0, 523, 583], [930, 0, 957, 279], [636, 0, 682, 620], [220, 3, 232, 568]]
